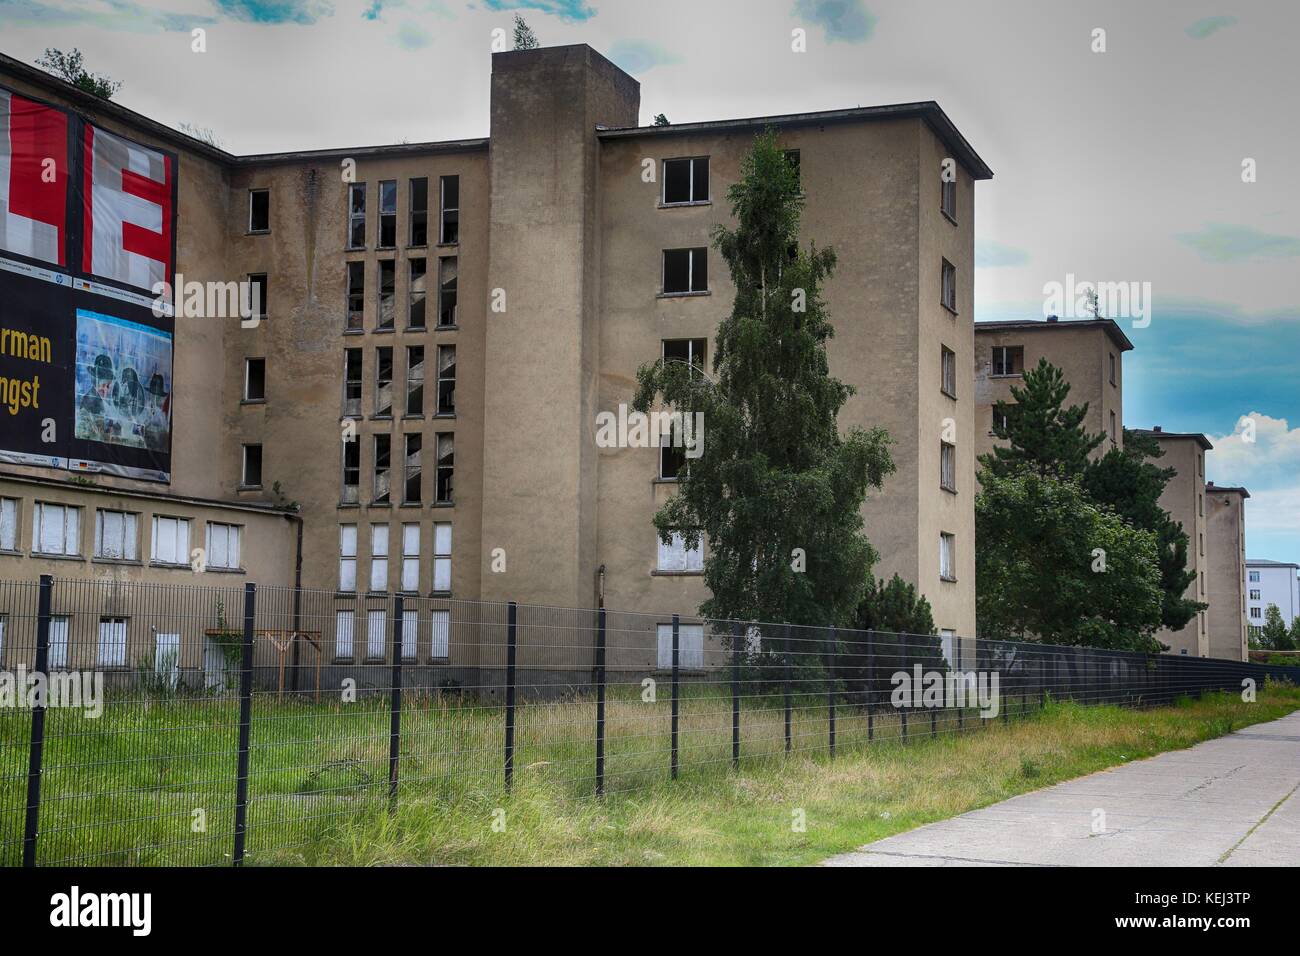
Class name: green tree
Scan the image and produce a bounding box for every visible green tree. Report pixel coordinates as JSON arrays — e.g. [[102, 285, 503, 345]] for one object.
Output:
[[511, 14, 539, 50], [855, 573, 936, 634], [976, 471, 1164, 652], [632, 129, 894, 628], [653, 113, 670, 126], [1083, 428, 1204, 631], [1288, 615, 1300, 652], [35, 48, 121, 100], [840, 574, 945, 703], [981, 357, 1104, 480], [1260, 605, 1292, 651]]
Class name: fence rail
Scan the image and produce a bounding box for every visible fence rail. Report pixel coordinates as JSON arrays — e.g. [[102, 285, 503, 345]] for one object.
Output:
[[0, 575, 1296, 866]]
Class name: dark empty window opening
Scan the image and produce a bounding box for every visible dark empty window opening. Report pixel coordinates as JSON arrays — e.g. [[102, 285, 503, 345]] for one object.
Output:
[[660, 428, 688, 480], [662, 248, 707, 294], [941, 259, 957, 313], [941, 176, 956, 222], [375, 347, 393, 418], [342, 440, 360, 504], [244, 357, 265, 402], [406, 345, 424, 416], [438, 257, 458, 327], [437, 345, 456, 416], [346, 261, 364, 331], [348, 183, 366, 249], [377, 260, 395, 330], [784, 149, 801, 185], [663, 338, 706, 375], [343, 348, 362, 417], [404, 433, 422, 504], [379, 180, 397, 248], [992, 346, 1024, 377], [436, 433, 454, 504], [409, 258, 426, 330], [242, 444, 263, 488], [373, 434, 391, 505], [409, 177, 428, 246], [440, 176, 459, 244], [248, 189, 270, 233], [247, 273, 267, 321], [663, 157, 709, 205]]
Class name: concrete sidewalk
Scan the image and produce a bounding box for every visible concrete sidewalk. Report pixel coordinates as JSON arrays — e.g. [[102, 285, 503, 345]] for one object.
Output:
[[823, 709, 1300, 867]]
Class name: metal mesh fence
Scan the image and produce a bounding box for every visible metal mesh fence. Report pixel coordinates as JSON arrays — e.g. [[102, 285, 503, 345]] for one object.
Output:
[[1, 576, 1296, 866]]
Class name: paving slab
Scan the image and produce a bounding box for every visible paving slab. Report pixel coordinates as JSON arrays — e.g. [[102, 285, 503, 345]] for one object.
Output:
[[823, 709, 1300, 867]]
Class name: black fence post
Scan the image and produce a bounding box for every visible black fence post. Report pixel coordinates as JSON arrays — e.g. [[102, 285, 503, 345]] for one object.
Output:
[[671, 613, 680, 781], [22, 574, 53, 869], [731, 620, 741, 770], [504, 601, 517, 792], [388, 595, 404, 810], [826, 626, 836, 759], [232, 582, 256, 867], [595, 607, 606, 797], [956, 634, 964, 733], [783, 624, 793, 755], [866, 630, 875, 742]]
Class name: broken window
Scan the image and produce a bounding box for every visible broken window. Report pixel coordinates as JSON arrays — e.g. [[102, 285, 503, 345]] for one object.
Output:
[[244, 357, 266, 402], [248, 188, 270, 233], [657, 531, 702, 572], [435, 433, 454, 504], [662, 157, 709, 204], [379, 180, 397, 248], [406, 345, 424, 416], [662, 248, 707, 294], [940, 442, 955, 492], [373, 434, 391, 505], [660, 426, 687, 480], [438, 257, 458, 327], [377, 259, 395, 330], [941, 258, 957, 312], [784, 149, 801, 185], [940, 532, 955, 580], [343, 348, 362, 417], [991, 405, 1013, 435], [409, 177, 428, 246], [348, 182, 366, 249], [346, 261, 364, 330], [436, 345, 456, 416], [409, 258, 426, 329], [941, 174, 956, 221], [342, 440, 360, 504], [94, 509, 138, 561], [941, 346, 956, 398], [991, 346, 1024, 376], [440, 175, 459, 244], [242, 444, 263, 488], [375, 347, 393, 417], [404, 433, 422, 504]]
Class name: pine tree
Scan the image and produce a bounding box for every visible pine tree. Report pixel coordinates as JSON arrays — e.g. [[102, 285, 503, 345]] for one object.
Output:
[[981, 357, 1104, 480], [511, 14, 539, 50], [632, 129, 894, 628], [653, 113, 670, 126], [1083, 428, 1204, 631]]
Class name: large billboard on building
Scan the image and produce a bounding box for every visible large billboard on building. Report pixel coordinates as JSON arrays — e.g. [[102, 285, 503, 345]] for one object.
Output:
[[0, 84, 176, 482]]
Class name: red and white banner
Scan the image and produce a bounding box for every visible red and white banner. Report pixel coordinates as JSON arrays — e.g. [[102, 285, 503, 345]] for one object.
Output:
[[82, 123, 173, 293], [0, 87, 68, 266]]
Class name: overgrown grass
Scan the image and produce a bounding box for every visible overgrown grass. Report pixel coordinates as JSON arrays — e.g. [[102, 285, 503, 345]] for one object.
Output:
[[4, 681, 1295, 866]]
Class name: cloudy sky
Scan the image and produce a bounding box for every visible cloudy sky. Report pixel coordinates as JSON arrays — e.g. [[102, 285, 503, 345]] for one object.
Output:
[[3, 0, 1297, 560]]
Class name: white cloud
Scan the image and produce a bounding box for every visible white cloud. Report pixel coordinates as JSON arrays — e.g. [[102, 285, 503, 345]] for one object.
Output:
[[1207, 412, 1300, 536]]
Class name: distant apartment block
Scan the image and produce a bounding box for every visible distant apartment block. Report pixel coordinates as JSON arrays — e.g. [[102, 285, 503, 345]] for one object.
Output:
[[1246, 558, 1300, 636]]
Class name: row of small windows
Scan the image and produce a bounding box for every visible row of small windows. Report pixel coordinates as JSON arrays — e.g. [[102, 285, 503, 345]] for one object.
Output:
[[0, 609, 452, 670], [345, 176, 459, 250], [342, 345, 455, 419], [346, 256, 457, 333], [0, 498, 241, 569], [339, 521, 452, 594], [340, 432, 454, 506]]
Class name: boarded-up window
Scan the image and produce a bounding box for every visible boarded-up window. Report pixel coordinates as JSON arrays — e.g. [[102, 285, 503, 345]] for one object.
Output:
[[335, 610, 354, 659], [401, 608, 418, 660], [366, 608, 386, 660], [401, 523, 420, 592], [370, 524, 389, 592], [433, 522, 452, 593], [0, 498, 16, 551], [206, 522, 240, 570], [339, 524, 357, 591], [657, 532, 702, 572], [33, 503, 79, 556], [431, 609, 450, 660], [151, 516, 190, 565], [97, 616, 127, 667], [656, 623, 704, 670]]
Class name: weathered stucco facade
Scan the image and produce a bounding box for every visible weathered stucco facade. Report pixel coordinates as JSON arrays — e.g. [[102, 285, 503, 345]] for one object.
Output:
[[1205, 483, 1249, 662], [0, 44, 992, 670]]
